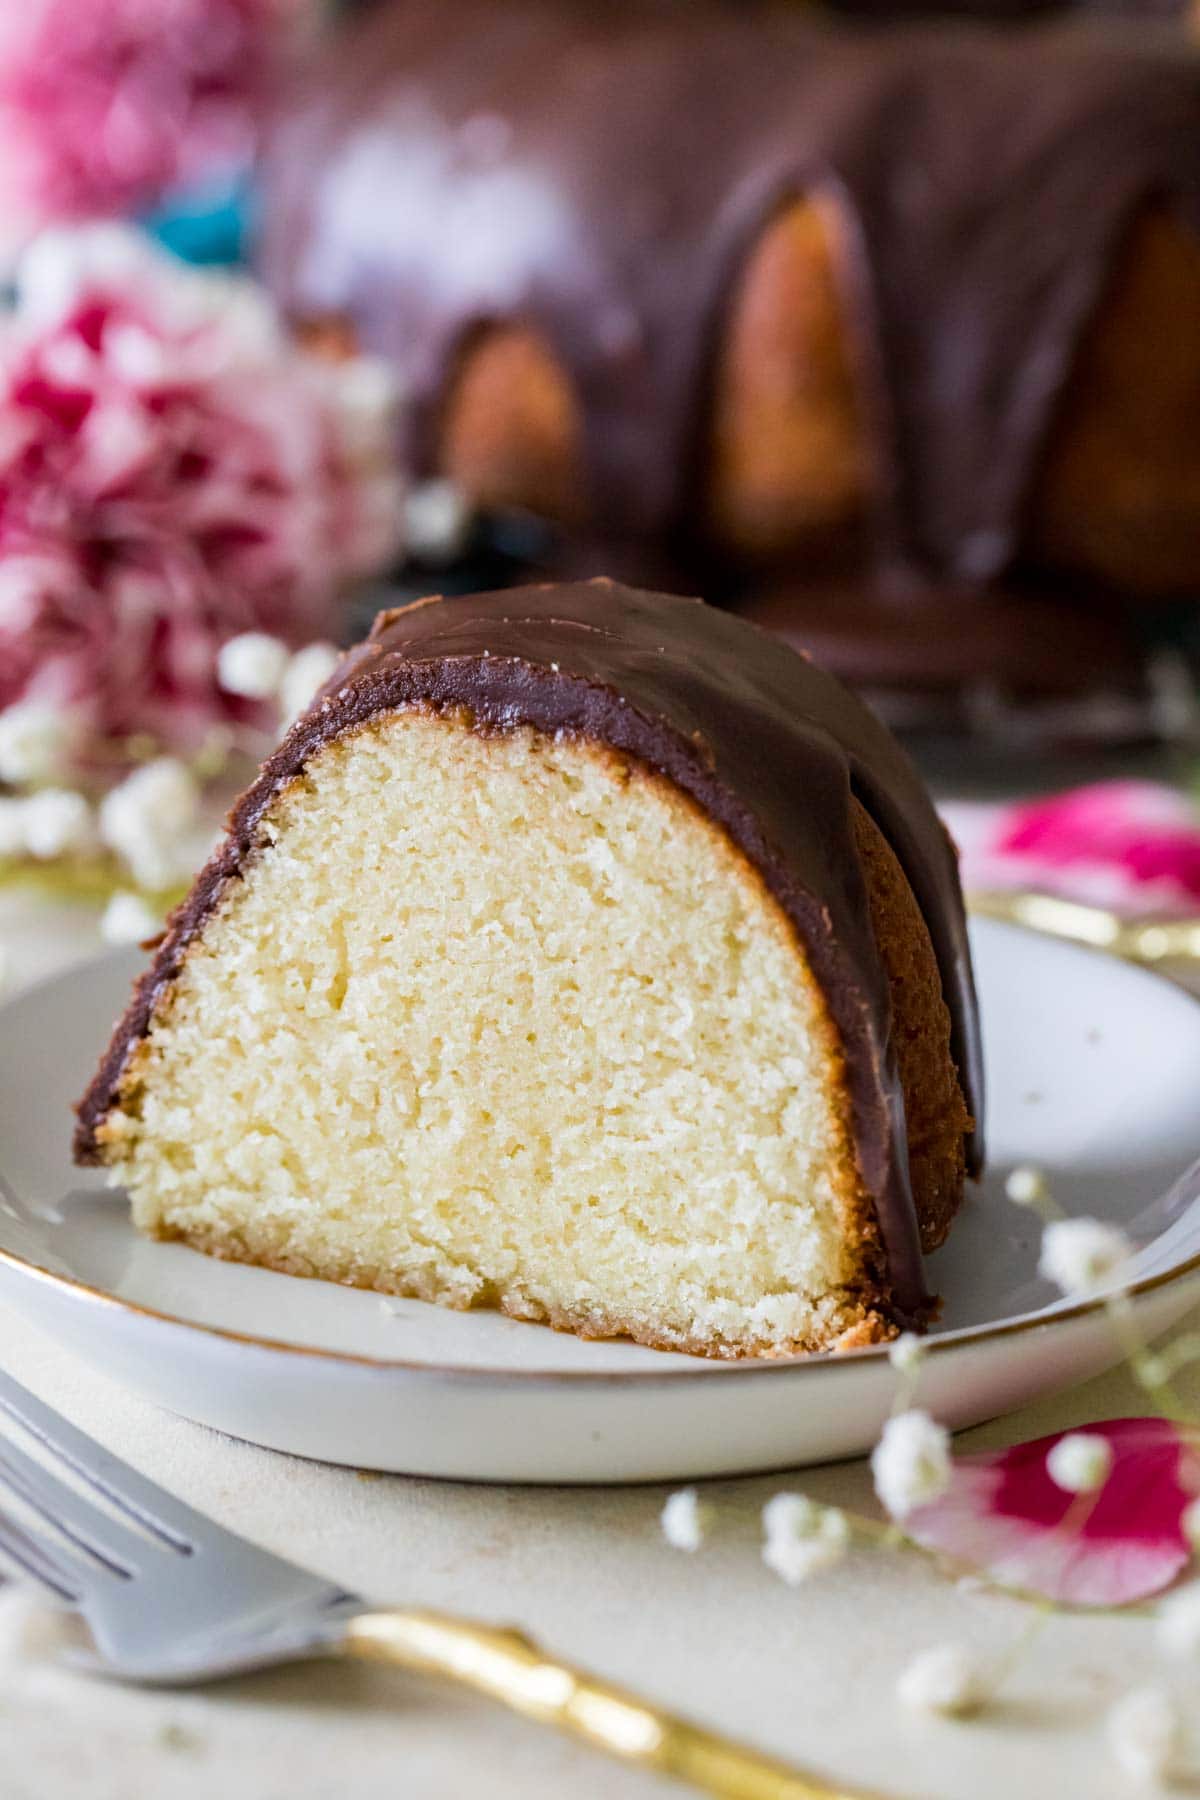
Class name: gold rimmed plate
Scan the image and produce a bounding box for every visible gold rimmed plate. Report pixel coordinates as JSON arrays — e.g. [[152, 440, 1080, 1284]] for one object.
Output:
[[1, 920, 1198, 1481]]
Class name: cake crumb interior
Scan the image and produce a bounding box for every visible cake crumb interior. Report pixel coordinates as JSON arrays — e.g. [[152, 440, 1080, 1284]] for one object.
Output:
[[105, 709, 876, 1356]]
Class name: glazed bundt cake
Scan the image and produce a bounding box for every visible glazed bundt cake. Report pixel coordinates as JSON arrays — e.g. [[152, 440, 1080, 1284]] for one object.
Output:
[[75, 581, 980, 1357], [258, 0, 1200, 702]]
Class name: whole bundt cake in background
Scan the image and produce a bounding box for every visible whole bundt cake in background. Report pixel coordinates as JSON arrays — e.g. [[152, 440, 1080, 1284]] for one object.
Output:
[[75, 581, 980, 1356], [257, 0, 1200, 720]]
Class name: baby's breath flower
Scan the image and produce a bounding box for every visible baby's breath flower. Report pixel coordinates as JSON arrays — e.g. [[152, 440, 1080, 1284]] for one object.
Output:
[[1156, 1584, 1200, 1662], [871, 1410, 951, 1520], [280, 643, 342, 722], [896, 1644, 984, 1717], [888, 1333, 924, 1375], [335, 357, 401, 454], [1004, 1165, 1049, 1208], [22, 788, 94, 859], [0, 700, 75, 784], [1106, 1688, 1181, 1786], [1136, 1353, 1170, 1391], [762, 1492, 821, 1541], [217, 632, 290, 701], [1045, 1432, 1113, 1496], [1038, 1217, 1133, 1298], [764, 1534, 846, 1586], [99, 758, 198, 891], [405, 479, 472, 563], [761, 1493, 849, 1587], [100, 891, 163, 947], [660, 1488, 711, 1554]]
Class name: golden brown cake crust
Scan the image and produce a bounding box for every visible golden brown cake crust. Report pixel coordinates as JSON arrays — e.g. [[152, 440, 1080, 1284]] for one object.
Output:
[[852, 804, 972, 1252], [144, 1220, 902, 1356]]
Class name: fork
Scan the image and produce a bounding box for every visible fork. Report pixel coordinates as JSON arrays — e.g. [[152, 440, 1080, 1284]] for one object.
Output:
[[0, 1368, 865, 1800], [968, 889, 1200, 967]]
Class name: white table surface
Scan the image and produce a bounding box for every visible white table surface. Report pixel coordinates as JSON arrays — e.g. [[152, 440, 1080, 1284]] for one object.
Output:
[[1, 886, 1198, 1800]]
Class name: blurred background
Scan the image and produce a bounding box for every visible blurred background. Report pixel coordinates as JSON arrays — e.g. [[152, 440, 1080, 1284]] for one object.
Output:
[[4, 0, 1200, 971]]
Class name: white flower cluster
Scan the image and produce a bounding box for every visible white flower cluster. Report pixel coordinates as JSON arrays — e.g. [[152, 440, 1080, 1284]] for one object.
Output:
[[1106, 1688, 1181, 1786], [871, 1410, 952, 1520], [404, 479, 472, 564], [1003, 1165, 1135, 1301], [1004, 1165, 1049, 1208], [100, 891, 163, 947], [897, 1643, 984, 1717], [1157, 1583, 1200, 1662], [1038, 1218, 1133, 1298], [660, 1487, 712, 1554], [98, 758, 199, 892], [1045, 1431, 1113, 1496], [0, 701, 96, 862], [0, 634, 341, 892], [0, 786, 95, 861], [761, 1493, 850, 1586], [887, 1333, 925, 1375], [216, 633, 291, 702], [217, 633, 342, 723], [0, 700, 78, 784]]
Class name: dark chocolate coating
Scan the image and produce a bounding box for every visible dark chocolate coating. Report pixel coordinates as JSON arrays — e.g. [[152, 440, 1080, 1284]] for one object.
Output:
[[830, 0, 1189, 18], [741, 582, 1143, 694], [75, 580, 982, 1320], [257, 0, 1200, 588]]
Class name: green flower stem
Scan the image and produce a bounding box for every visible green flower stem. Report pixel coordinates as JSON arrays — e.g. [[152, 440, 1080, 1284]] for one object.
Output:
[[978, 1600, 1054, 1703], [1105, 1293, 1199, 1429]]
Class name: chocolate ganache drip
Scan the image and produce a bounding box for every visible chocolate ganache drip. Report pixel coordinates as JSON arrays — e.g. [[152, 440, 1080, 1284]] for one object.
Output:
[[257, 0, 1200, 589], [76, 581, 983, 1317]]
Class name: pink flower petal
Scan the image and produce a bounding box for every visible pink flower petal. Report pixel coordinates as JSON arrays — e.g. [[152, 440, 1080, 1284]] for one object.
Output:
[[905, 1419, 1200, 1607], [943, 783, 1200, 916], [0, 0, 298, 231], [0, 229, 403, 769]]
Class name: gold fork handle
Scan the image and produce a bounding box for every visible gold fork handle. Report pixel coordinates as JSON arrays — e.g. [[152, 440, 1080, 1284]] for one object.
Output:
[[340, 1608, 867, 1799], [968, 890, 1200, 966]]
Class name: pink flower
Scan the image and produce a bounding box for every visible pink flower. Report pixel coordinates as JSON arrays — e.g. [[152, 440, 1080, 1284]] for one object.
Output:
[[943, 782, 1200, 916], [0, 226, 402, 766], [0, 0, 296, 239], [905, 1418, 1200, 1607]]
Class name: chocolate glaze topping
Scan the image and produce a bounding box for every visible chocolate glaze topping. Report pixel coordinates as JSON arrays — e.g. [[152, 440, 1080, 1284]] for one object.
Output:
[[830, 0, 1189, 18], [75, 580, 982, 1319], [257, 0, 1200, 588]]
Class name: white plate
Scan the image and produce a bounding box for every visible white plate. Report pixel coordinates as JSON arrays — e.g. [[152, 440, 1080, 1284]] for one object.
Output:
[[1, 919, 1198, 1482]]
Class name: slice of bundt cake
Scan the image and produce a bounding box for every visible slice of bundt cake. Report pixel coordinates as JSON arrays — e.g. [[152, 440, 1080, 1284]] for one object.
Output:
[[75, 581, 981, 1357]]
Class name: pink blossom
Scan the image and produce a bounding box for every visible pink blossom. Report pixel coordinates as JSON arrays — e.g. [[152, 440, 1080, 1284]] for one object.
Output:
[[905, 1418, 1200, 1607], [0, 227, 402, 766], [0, 0, 296, 238], [942, 782, 1200, 916]]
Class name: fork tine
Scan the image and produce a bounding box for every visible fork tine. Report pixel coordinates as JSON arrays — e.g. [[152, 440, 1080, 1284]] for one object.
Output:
[[0, 1370, 202, 1553], [0, 1437, 161, 1578], [0, 1505, 82, 1602], [0, 1370, 348, 1682]]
